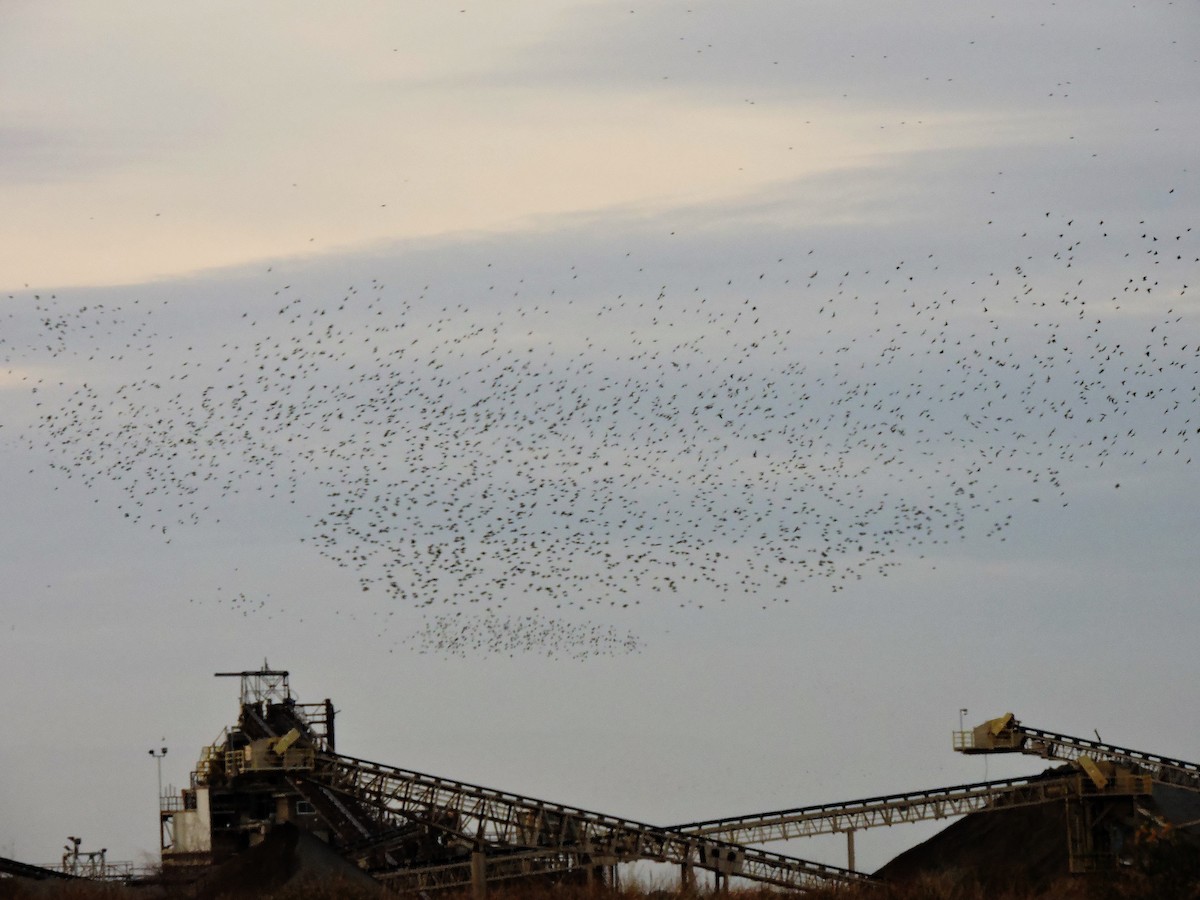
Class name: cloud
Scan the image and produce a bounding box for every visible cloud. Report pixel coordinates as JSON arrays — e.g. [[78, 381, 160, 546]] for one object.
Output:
[[0, 127, 124, 185], [489, 0, 1198, 111], [3, 0, 1194, 290]]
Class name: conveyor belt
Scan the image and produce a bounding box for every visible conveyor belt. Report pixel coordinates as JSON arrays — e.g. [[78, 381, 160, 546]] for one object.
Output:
[[956, 715, 1200, 791], [0, 856, 75, 880], [670, 770, 1150, 844], [304, 751, 871, 891]]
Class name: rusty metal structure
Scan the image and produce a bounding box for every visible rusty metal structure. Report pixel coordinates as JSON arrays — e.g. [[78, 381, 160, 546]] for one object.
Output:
[[160, 667, 336, 868], [159, 665, 868, 895], [954, 712, 1200, 791], [670, 766, 1152, 871], [952, 713, 1198, 872], [0, 837, 139, 884], [8, 681, 1194, 893], [143, 676, 1193, 894]]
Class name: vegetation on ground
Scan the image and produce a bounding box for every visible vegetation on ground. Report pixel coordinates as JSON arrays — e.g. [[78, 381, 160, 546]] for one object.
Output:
[[4, 871, 1200, 900]]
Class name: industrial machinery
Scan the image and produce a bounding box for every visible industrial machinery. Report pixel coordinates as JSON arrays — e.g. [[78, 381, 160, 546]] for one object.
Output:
[[671, 765, 1152, 871], [149, 676, 1196, 892], [954, 713, 1200, 792], [668, 714, 1184, 875], [950, 713, 1198, 872], [8, 685, 1193, 893], [0, 837, 137, 884], [159, 665, 868, 895]]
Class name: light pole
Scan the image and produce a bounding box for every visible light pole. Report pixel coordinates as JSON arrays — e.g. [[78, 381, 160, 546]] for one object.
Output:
[[148, 746, 168, 805], [958, 708, 968, 732]]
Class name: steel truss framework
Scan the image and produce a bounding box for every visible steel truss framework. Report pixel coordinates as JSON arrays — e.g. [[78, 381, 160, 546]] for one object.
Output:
[[956, 717, 1200, 791], [670, 772, 1149, 844], [376, 850, 579, 893], [215, 666, 292, 708], [302, 752, 870, 892], [166, 677, 1198, 893]]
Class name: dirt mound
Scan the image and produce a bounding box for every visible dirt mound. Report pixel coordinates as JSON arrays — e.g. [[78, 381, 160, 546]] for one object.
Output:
[[876, 773, 1200, 891], [876, 799, 1070, 890], [189, 824, 381, 900]]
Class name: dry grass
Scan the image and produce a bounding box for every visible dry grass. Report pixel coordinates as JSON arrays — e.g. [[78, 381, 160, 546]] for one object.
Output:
[[4, 867, 1199, 900]]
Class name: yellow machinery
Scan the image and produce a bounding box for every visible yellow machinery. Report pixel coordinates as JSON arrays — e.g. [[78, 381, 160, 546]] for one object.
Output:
[[953, 712, 1025, 753]]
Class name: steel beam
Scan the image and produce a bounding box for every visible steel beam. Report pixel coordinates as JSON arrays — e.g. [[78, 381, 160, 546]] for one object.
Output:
[[672, 774, 1096, 844], [304, 752, 870, 891]]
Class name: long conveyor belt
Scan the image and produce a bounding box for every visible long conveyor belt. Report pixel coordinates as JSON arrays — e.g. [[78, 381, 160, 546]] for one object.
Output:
[[303, 751, 872, 891], [669, 770, 1149, 844], [955, 714, 1200, 791], [0, 856, 76, 881]]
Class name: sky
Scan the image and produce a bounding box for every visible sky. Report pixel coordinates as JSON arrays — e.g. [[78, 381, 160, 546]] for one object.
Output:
[[1, 0, 1198, 879]]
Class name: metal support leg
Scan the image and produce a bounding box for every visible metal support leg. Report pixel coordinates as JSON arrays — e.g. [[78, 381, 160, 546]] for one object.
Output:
[[471, 849, 487, 900], [847, 829, 856, 871]]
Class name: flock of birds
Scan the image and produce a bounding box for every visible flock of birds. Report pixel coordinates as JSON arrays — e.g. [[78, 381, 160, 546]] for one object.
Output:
[[2, 210, 1196, 657], [409, 613, 640, 661]]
